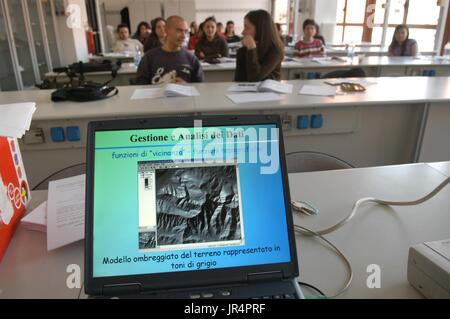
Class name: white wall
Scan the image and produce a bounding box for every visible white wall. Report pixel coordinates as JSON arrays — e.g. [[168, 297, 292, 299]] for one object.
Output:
[[195, 0, 271, 34]]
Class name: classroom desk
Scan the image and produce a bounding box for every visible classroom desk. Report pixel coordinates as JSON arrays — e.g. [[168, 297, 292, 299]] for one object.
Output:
[[3, 76, 449, 187], [44, 56, 450, 84], [0, 191, 83, 299], [291, 162, 450, 298], [427, 161, 450, 177], [0, 162, 448, 298]]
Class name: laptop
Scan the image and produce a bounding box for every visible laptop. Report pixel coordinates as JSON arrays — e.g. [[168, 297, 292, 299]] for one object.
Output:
[[84, 114, 302, 299]]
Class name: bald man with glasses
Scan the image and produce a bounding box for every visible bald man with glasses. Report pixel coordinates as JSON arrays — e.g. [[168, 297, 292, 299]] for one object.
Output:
[[136, 16, 204, 85]]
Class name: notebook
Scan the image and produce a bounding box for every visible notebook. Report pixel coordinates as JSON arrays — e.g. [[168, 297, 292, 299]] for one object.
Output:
[[84, 115, 302, 299], [228, 80, 293, 94]]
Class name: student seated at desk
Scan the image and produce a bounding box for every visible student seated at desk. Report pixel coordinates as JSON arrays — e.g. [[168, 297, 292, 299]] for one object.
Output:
[[388, 24, 418, 57], [113, 24, 144, 54], [143, 18, 166, 53], [188, 21, 200, 50], [225, 21, 241, 43], [294, 19, 325, 58], [132, 21, 151, 45], [136, 16, 204, 85], [195, 16, 229, 60], [234, 10, 284, 82], [216, 22, 227, 40], [314, 23, 326, 46]]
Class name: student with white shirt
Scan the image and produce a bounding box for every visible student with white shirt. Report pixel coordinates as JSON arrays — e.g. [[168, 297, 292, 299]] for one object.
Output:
[[113, 24, 144, 54]]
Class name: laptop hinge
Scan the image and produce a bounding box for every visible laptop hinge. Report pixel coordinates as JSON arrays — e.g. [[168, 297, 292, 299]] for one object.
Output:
[[247, 271, 284, 282], [102, 283, 141, 296]]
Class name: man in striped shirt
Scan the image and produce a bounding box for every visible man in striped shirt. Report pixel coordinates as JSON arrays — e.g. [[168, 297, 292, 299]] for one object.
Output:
[[294, 19, 325, 58]]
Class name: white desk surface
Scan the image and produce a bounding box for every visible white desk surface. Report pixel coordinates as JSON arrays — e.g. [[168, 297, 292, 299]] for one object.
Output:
[[0, 190, 84, 299], [2, 77, 450, 122], [45, 56, 450, 77], [427, 161, 450, 177], [290, 162, 450, 298], [0, 162, 449, 298]]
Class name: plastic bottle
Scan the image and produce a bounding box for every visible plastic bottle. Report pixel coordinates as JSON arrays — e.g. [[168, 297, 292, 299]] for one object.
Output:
[[134, 50, 142, 67], [346, 42, 355, 59]]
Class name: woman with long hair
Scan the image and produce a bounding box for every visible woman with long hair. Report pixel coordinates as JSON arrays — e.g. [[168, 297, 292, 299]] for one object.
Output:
[[235, 10, 284, 81], [388, 25, 418, 56], [224, 21, 240, 43], [132, 21, 151, 44], [188, 21, 200, 50], [194, 16, 229, 60], [143, 17, 166, 53]]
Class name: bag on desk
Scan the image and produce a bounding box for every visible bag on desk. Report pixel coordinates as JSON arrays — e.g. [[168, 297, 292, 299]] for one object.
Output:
[[0, 137, 31, 261], [51, 84, 119, 102]]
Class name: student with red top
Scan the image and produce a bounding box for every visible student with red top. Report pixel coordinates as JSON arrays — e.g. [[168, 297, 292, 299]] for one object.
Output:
[[188, 21, 199, 50], [294, 19, 325, 58]]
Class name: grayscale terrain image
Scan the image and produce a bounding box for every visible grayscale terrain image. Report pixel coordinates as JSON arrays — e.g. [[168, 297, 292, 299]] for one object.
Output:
[[139, 230, 156, 249], [151, 165, 242, 246]]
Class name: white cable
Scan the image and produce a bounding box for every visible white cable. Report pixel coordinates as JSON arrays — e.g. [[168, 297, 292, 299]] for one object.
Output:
[[294, 225, 353, 299], [294, 176, 450, 298], [296, 176, 450, 236]]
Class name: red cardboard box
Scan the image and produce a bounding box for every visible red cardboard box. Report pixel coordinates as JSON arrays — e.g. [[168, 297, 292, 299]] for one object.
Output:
[[0, 137, 31, 261]]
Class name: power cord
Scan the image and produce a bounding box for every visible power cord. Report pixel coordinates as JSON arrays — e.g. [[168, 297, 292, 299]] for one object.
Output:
[[295, 225, 353, 298], [294, 175, 450, 298], [297, 281, 326, 297], [31, 163, 86, 191]]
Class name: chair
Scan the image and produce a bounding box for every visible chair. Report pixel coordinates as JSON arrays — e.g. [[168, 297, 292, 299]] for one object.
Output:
[[32, 163, 86, 191], [286, 151, 354, 174], [320, 67, 366, 79]]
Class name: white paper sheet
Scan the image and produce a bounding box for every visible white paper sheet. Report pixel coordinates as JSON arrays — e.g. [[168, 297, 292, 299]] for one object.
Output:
[[228, 80, 293, 94], [164, 84, 200, 97], [226, 92, 282, 104], [47, 174, 85, 250], [21, 201, 47, 232], [0, 102, 36, 138], [259, 79, 293, 94], [130, 88, 163, 100], [227, 83, 260, 92], [299, 85, 336, 97]]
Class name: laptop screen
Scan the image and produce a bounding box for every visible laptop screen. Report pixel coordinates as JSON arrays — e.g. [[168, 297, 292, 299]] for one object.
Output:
[[92, 123, 292, 278]]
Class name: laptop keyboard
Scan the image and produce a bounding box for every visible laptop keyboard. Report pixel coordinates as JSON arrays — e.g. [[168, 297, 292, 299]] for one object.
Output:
[[254, 293, 297, 299]]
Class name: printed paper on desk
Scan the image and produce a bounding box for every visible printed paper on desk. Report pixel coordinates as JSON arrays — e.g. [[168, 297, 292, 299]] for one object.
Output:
[[164, 84, 200, 97], [299, 85, 336, 97], [258, 80, 293, 94], [228, 80, 293, 94], [47, 174, 85, 251], [226, 92, 282, 104], [130, 88, 163, 100]]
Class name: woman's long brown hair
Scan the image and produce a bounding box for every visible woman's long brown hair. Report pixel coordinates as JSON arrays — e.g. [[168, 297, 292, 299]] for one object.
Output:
[[244, 10, 284, 59]]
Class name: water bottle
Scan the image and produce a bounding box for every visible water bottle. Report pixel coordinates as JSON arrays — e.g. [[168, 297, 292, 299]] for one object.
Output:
[[346, 42, 355, 59], [444, 42, 450, 61], [134, 50, 142, 67]]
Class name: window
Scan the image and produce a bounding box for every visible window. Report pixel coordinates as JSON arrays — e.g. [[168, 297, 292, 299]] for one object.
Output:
[[336, 0, 367, 44], [335, 0, 444, 51]]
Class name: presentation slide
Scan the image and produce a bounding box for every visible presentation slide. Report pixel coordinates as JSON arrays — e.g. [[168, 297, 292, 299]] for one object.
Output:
[[92, 124, 291, 278]]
